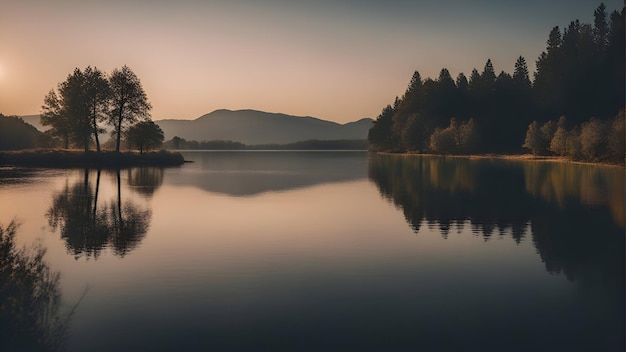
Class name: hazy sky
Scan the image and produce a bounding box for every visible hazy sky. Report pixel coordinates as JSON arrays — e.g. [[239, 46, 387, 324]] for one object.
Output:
[[0, 0, 621, 123]]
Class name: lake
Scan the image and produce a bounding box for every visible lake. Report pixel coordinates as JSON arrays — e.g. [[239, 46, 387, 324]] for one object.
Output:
[[0, 151, 623, 351]]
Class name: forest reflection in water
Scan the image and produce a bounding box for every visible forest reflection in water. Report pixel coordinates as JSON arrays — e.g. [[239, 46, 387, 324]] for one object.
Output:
[[1, 154, 624, 351], [369, 154, 624, 296], [46, 168, 160, 259]]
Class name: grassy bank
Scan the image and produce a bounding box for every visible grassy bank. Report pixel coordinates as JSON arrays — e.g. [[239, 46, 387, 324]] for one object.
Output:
[[0, 149, 185, 168]]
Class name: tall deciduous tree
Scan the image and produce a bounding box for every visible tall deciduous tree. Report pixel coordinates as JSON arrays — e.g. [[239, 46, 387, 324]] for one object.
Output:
[[108, 66, 152, 152], [83, 67, 111, 152], [41, 68, 92, 151], [40, 89, 71, 148]]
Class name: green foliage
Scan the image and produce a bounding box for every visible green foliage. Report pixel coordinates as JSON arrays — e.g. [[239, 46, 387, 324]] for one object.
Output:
[[125, 121, 164, 154], [0, 114, 41, 150]]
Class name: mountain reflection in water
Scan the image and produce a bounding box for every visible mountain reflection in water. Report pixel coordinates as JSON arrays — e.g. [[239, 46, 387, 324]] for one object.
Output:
[[172, 151, 368, 196]]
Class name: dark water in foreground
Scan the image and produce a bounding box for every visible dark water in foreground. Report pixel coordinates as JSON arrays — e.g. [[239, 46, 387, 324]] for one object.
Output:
[[0, 151, 623, 351]]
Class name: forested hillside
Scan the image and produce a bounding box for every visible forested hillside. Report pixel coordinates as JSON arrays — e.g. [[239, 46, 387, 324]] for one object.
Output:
[[368, 4, 624, 162], [0, 114, 43, 150]]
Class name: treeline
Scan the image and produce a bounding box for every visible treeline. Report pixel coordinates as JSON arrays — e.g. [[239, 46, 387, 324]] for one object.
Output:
[[38, 65, 163, 153], [162, 137, 368, 150], [368, 4, 625, 159], [523, 110, 624, 163]]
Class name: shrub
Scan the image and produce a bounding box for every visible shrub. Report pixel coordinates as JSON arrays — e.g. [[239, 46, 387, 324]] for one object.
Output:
[[607, 109, 625, 164], [549, 116, 568, 156], [429, 119, 459, 154], [580, 117, 607, 161], [522, 121, 543, 155]]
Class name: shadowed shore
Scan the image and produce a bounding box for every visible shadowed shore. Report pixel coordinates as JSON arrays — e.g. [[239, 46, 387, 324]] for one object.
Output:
[[0, 149, 185, 168], [377, 152, 625, 168]]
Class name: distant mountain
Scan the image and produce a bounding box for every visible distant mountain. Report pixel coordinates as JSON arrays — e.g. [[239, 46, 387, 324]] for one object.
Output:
[[155, 109, 373, 145], [20, 115, 48, 132]]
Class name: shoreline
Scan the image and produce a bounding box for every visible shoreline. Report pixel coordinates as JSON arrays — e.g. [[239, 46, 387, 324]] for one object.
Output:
[[375, 152, 625, 168], [0, 149, 186, 168]]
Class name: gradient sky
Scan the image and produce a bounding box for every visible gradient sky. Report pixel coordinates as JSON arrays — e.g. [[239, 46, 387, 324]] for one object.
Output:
[[0, 0, 621, 123]]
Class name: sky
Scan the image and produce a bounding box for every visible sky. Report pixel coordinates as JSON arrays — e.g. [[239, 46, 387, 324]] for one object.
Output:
[[0, 0, 622, 124]]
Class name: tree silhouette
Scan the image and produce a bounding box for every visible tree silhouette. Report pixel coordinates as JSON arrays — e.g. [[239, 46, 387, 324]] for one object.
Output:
[[41, 90, 71, 149], [41, 68, 92, 151], [368, 4, 625, 156], [83, 66, 111, 152], [108, 66, 152, 152], [368, 105, 397, 152], [125, 120, 164, 154]]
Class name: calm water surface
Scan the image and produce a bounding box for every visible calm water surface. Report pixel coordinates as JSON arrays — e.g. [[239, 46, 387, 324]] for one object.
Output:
[[0, 151, 623, 351]]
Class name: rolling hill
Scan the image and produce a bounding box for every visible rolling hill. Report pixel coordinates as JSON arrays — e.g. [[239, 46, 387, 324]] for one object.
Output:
[[20, 115, 47, 132], [19, 109, 373, 145], [155, 109, 373, 145]]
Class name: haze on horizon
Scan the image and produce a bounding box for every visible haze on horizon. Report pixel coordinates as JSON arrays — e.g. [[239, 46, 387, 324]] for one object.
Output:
[[0, 0, 621, 124]]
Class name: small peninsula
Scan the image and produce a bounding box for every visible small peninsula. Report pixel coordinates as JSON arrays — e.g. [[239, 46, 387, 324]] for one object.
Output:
[[0, 150, 185, 168]]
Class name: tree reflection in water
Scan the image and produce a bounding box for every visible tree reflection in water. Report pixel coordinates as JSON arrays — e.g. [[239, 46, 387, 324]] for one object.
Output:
[[47, 168, 152, 259], [368, 155, 625, 346], [0, 221, 68, 351], [127, 167, 163, 198], [368, 154, 624, 286]]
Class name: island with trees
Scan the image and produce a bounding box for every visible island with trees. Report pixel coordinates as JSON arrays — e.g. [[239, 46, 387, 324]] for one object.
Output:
[[0, 65, 184, 167], [368, 4, 624, 165]]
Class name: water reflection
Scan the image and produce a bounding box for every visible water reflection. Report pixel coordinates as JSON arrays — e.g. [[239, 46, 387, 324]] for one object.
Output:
[[0, 221, 68, 351], [173, 151, 367, 196], [127, 167, 163, 197], [368, 154, 624, 282], [47, 168, 153, 259], [523, 161, 625, 227]]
